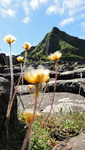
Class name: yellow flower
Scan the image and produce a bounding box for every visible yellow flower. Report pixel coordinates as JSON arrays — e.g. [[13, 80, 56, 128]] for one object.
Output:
[[46, 77, 50, 83], [4, 35, 16, 44], [24, 65, 50, 84], [23, 109, 41, 122], [28, 84, 34, 89], [48, 51, 62, 61], [17, 56, 24, 62], [22, 42, 31, 50]]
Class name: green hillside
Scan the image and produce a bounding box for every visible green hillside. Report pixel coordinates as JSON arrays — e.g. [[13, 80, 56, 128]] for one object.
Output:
[[21, 27, 85, 61]]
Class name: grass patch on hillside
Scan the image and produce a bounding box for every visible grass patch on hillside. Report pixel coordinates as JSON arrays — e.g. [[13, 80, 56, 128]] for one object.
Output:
[[0, 110, 85, 150]]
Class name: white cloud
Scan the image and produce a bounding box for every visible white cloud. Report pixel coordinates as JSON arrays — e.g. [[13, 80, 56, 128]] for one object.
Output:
[[29, 0, 39, 10], [22, 1, 30, 15], [59, 17, 74, 27], [0, 0, 85, 27], [22, 17, 31, 23], [46, 5, 64, 15], [46, 5, 56, 14], [40, 0, 48, 3], [29, 0, 48, 10], [46, 0, 85, 16], [0, 0, 13, 8], [0, 9, 16, 17]]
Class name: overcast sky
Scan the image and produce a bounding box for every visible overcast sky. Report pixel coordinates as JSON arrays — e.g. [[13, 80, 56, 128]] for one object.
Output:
[[0, 0, 85, 55]]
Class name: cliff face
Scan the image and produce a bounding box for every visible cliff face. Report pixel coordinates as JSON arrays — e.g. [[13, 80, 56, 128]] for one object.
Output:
[[22, 27, 85, 61]]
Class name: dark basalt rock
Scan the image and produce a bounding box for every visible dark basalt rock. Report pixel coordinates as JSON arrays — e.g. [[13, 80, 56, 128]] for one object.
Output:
[[42, 78, 85, 97], [0, 77, 17, 128]]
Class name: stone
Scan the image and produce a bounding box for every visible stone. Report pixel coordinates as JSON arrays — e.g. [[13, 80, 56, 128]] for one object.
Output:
[[43, 78, 85, 97], [17, 92, 85, 113], [52, 133, 85, 150], [50, 67, 85, 80], [67, 133, 85, 150], [0, 77, 17, 128]]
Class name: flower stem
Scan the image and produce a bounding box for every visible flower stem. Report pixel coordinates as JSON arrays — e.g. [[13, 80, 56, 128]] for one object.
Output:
[[35, 83, 39, 98], [9, 43, 13, 102], [6, 43, 14, 119], [42, 64, 58, 127], [23, 50, 27, 69], [21, 83, 38, 150]]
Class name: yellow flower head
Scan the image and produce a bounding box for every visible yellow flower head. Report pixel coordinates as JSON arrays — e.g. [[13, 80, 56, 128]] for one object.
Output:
[[48, 51, 62, 61], [17, 56, 24, 62], [4, 35, 16, 44], [22, 42, 31, 50], [28, 84, 34, 89], [24, 65, 50, 84], [23, 109, 41, 122], [46, 77, 50, 83]]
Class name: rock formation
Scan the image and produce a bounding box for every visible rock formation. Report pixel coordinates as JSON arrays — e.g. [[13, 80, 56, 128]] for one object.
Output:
[[0, 77, 17, 128]]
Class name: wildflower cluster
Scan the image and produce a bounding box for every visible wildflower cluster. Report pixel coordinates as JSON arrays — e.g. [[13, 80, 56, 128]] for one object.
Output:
[[4, 34, 62, 150]]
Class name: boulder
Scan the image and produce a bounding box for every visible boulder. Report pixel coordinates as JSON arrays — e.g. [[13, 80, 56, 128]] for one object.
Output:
[[0, 53, 18, 66], [17, 92, 85, 113], [52, 133, 85, 150], [0, 53, 7, 65], [43, 78, 85, 97], [0, 77, 17, 128], [50, 67, 85, 79]]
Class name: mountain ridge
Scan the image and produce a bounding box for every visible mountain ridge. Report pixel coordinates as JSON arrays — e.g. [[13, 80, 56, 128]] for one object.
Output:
[[22, 27, 85, 61]]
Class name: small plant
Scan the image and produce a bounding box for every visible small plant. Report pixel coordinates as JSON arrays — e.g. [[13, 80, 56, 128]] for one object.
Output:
[[31, 121, 51, 150], [21, 65, 50, 150], [22, 42, 31, 68]]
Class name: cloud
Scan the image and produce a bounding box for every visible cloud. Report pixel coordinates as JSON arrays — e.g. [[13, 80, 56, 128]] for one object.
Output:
[[59, 17, 74, 27], [14, 3, 20, 9], [46, 5, 56, 14], [46, 5, 64, 15], [29, 0, 39, 10], [0, 0, 12, 7], [46, 0, 85, 16], [22, 17, 31, 23], [78, 14, 85, 19], [40, 0, 48, 3], [0, 9, 16, 17], [29, 0, 48, 10], [0, 0, 85, 27], [22, 0, 30, 15]]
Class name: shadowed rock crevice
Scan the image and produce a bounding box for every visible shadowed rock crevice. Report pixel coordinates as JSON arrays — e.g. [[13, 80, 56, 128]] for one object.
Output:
[[0, 77, 17, 129]]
